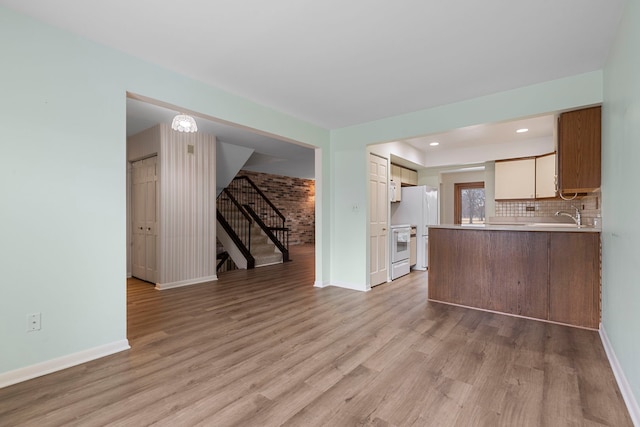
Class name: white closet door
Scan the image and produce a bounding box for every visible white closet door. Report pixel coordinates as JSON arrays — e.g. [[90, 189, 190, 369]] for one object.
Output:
[[132, 156, 158, 283], [369, 153, 389, 287]]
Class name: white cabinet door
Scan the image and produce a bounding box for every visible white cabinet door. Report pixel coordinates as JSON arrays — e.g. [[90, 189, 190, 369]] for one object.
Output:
[[535, 153, 557, 198], [132, 156, 158, 283], [401, 168, 418, 186], [391, 164, 402, 183], [494, 158, 535, 199]]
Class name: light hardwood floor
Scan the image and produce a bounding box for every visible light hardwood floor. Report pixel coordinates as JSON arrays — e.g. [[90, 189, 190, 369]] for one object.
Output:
[[0, 245, 632, 426]]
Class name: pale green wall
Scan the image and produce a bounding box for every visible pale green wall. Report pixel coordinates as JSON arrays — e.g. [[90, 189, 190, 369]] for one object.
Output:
[[0, 6, 328, 375], [331, 71, 603, 147], [330, 72, 603, 289], [602, 0, 640, 406], [3, 5, 637, 409]]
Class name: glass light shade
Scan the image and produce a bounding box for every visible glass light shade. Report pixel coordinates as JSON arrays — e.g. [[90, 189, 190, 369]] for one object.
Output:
[[171, 114, 198, 133]]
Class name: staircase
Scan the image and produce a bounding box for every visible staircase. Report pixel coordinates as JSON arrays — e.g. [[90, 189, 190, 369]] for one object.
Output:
[[249, 222, 283, 267], [216, 176, 289, 270]]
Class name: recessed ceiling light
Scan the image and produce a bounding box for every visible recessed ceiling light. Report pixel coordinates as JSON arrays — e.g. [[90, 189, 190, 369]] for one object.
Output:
[[516, 128, 528, 133], [429, 142, 439, 146]]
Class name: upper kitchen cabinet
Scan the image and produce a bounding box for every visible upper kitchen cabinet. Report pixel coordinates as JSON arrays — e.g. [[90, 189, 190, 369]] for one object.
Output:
[[401, 167, 418, 186], [495, 158, 536, 199], [495, 153, 557, 200], [557, 106, 601, 193], [391, 164, 402, 184], [391, 163, 418, 186], [535, 153, 557, 198]]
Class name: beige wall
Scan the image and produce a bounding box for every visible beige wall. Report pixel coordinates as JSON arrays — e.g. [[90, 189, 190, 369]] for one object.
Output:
[[440, 170, 488, 224]]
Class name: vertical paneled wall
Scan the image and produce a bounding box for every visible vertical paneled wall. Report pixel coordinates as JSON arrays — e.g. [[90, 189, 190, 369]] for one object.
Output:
[[159, 124, 217, 287]]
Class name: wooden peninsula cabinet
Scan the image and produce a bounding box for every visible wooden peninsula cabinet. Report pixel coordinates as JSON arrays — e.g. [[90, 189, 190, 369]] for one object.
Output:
[[428, 226, 600, 329], [558, 106, 601, 193], [548, 232, 600, 328]]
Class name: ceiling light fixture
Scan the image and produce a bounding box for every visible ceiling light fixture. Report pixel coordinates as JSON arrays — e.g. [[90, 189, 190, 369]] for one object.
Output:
[[516, 128, 528, 133], [171, 114, 198, 133], [429, 142, 440, 146]]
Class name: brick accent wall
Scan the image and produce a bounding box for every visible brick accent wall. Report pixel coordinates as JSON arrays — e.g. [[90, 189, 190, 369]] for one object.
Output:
[[235, 170, 315, 244]]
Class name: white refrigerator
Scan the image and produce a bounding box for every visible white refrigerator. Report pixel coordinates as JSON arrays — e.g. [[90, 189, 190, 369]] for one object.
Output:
[[390, 185, 438, 270]]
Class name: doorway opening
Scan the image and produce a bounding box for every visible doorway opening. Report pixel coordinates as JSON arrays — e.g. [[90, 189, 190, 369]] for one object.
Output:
[[125, 93, 323, 335]]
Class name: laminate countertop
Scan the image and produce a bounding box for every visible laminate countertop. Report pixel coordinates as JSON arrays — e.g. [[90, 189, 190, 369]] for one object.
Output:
[[430, 223, 601, 233]]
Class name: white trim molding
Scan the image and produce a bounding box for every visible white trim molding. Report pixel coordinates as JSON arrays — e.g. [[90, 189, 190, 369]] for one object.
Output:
[[600, 324, 640, 426], [0, 340, 130, 389], [325, 280, 369, 292], [155, 275, 218, 290], [314, 280, 329, 288]]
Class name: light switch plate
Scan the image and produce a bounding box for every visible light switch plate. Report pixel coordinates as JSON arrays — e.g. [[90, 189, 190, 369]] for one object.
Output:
[[28, 313, 41, 332]]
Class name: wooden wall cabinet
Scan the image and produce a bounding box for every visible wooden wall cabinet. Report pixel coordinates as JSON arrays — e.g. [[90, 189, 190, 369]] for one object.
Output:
[[428, 228, 600, 329], [558, 106, 601, 193]]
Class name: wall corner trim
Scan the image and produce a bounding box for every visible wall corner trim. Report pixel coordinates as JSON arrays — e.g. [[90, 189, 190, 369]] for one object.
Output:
[[0, 340, 130, 389], [155, 275, 218, 290], [314, 280, 329, 288], [600, 324, 640, 426]]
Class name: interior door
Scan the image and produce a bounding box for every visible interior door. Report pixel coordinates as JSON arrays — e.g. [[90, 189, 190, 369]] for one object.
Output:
[[369, 153, 389, 286], [132, 156, 158, 283]]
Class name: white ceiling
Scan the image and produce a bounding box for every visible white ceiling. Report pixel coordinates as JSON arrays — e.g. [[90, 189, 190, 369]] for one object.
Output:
[[1, 0, 625, 129], [2, 1, 625, 176], [405, 113, 555, 152], [127, 97, 316, 179]]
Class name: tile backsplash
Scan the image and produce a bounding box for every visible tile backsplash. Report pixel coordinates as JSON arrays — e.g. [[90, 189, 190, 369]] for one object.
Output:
[[495, 192, 601, 226]]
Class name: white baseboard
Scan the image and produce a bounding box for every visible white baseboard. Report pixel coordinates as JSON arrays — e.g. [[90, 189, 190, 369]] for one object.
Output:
[[155, 274, 218, 290], [0, 339, 130, 389], [325, 280, 368, 292], [314, 280, 329, 288], [600, 324, 640, 426]]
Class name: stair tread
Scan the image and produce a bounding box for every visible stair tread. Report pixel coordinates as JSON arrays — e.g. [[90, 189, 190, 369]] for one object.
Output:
[[254, 252, 283, 267], [218, 178, 287, 269]]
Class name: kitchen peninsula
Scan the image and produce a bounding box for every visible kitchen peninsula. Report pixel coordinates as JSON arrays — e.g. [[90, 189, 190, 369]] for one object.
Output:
[[427, 224, 600, 329]]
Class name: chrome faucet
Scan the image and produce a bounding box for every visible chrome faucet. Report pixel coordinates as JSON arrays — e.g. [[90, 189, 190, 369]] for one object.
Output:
[[555, 205, 581, 226]]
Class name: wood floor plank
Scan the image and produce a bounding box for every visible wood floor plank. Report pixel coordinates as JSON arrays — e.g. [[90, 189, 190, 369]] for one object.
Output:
[[0, 245, 632, 426]]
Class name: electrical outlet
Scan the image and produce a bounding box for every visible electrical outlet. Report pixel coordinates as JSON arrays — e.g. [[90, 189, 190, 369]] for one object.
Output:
[[28, 313, 41, 332]]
